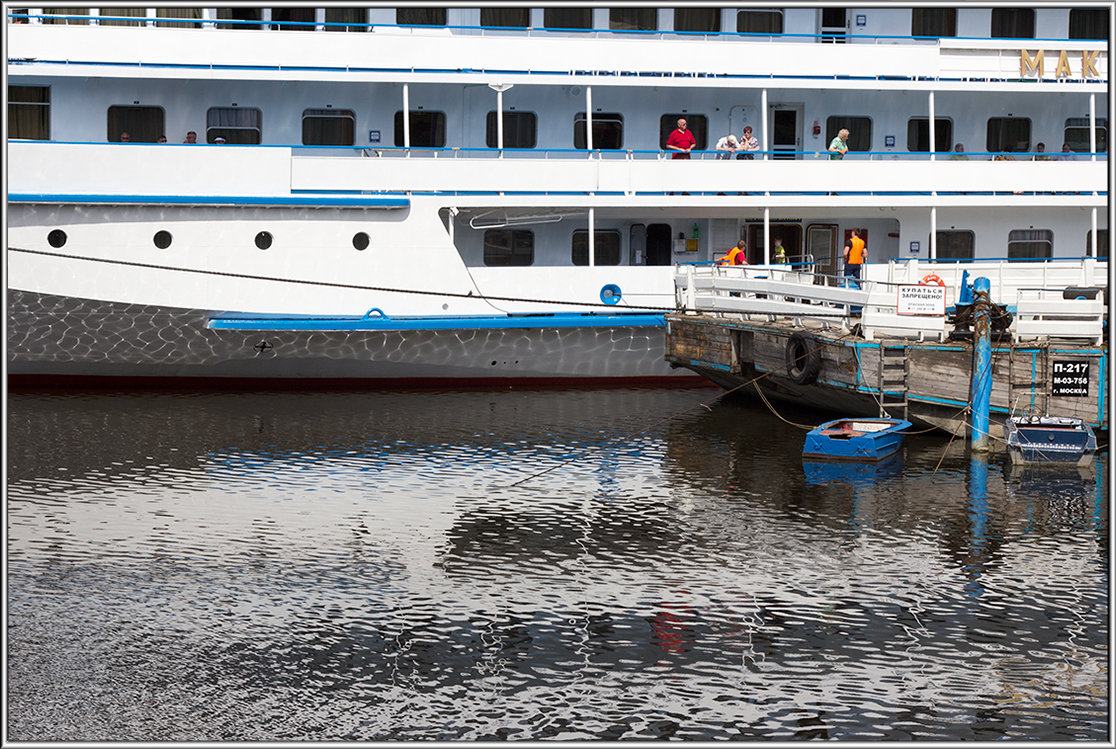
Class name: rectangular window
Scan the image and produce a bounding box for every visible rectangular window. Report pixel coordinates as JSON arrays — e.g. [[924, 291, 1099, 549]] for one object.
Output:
[[911, 8, 956, 37], [935, 231, 975, 260], [1087, 230, 1108, 257], [99, 7, 144, 26], [987, 117, 1031, 153], [394, 111, 446, 148], [481, 8, 530, 28], [826, 116, 871, 152], [484, 229, 534, 267], [991, 8, 1034, 38], [820, 8, 846, 42], [325, 8, 367, 31], [674, 7, 719, 32], [610, 8, 656, 31], [659, 114, 708, 151], [906, 117, 953, 152], [107, 105, 164, 142], [303, 108, 355, 146], [207, 107, 262, 145], [574, 112, 624, 150], [156, 8, 202, 28], [218, 8, 261, 29], [1069, 8, 1109, 39], [397, 8, 446, 26], [544, 8, 592, 29], [44, 8, 91, 25], [736, 9, 783, 34], [1064, 117, 1108, 154], [572, 230, 622, 266], [1008, 229, 1053, 260], [270, 7, 315, 30], [9, 85, 50, 140], [485, 111, 537, 148]]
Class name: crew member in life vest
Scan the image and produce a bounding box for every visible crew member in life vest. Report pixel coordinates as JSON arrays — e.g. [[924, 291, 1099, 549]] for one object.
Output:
[[715, 240, 748, 265], [843, 229, 866, 287]]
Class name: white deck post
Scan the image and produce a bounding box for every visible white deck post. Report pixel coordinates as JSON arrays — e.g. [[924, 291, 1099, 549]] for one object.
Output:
[[761, 89, 768, 160], [1091, 207, 1098, 257], [586, 86, 593, 154], [1090, 93, 1097, 162], [928, 91, 936, 161], [402, 84, 410, 154], [763, 207, 770, 264], [589, 207, 595, 266], [496, 88, 504, 154], [930, 206, 937, 259]]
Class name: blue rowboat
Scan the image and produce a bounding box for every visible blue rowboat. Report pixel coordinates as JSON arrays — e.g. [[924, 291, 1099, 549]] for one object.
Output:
[[802, 417, 912, 462], [1004, 415, 1097, 465]]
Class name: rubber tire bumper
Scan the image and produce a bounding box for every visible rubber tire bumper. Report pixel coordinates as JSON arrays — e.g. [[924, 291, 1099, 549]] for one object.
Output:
[[785, 332, 822, 385]]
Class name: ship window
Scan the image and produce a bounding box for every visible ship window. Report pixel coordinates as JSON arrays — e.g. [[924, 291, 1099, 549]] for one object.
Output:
[[98, 7, 144, 27], [934, 231, 974, 259], [1087, 230, 1108, 256], [481, 8, 530, 27], [659, 114, 708, 151], [353, 232, 370, 251], [393, 111, 447, 148], [153, 230, 173, 249], [485, 111, 537, 148], [303, 108, 355, 146], [610, 8, 657, 31], [270, 8, 315, 31], [1063, 117, 1108, 154], [217, 8, 262, 29], [572, 230, 621, 266], [990, 8, 1034, 38], [107, 105, 165, 143], [48, 229, 67, 248], [911, 8, 956, 37], [1069, 8, 1109, 39], [736, 9, 782, 34], [1007, 229, 1052, 260], [207, 107, 262, 145], [397, 8, 446, 26], [9, 86, 50, 140], [825, 117, 871, 152], [255, 231, 273, 250], [43, 8, 91, 25], [483, 229, 534, 266], [325, 8, 368, 31], [986, 117, 1031, 153], [574, 112, 624, 150], [155, 8, 202, 28], [674, 7, 720, 32], [906, 118, 953, 152], [544, 8, 592, 29]]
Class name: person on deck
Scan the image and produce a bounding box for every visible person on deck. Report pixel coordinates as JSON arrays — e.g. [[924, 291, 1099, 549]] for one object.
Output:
[[843, 229, 865, 288], [666, 118, 696, 159], [715, 240, 748, 266]]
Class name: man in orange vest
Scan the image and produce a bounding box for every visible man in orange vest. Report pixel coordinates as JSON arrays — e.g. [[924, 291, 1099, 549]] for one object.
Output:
[[715, 240, 748, 266], [843, 229, 865, 287]]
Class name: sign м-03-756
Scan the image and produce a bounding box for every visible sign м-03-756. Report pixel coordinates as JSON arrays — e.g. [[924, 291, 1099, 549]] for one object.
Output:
[[1020, 49, 1101, 79]]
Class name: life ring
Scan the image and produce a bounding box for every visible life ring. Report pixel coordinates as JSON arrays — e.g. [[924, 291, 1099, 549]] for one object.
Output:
[[785, 332, 822, 385], [920, 273, 945, 287]]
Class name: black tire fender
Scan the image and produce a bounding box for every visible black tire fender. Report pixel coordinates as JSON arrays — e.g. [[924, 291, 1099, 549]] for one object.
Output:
[[785, 332, 822, 385]]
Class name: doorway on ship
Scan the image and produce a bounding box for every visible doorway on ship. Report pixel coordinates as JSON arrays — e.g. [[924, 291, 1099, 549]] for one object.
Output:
[[769, 105, 802, 160], [806, 223, 839, 277], [645, 223, 673, 266], [746, 223, 803, 265], [819, 8, 848, 42]]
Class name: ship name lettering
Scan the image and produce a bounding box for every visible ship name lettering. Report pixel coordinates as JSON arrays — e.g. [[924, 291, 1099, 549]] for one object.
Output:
[[1020, 49, 1101, 79]]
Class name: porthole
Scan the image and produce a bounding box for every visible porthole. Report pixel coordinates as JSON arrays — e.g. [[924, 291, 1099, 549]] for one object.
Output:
[[353, 232, 370, 251], [255, 231, 273, 250], [47, 229, 67, 248], [153, 230, 173, 249]]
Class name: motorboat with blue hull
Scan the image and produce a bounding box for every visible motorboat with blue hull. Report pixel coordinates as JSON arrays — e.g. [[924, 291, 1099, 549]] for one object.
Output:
[[802, 418, 912, 462], [1004, 415, 1098, 466]]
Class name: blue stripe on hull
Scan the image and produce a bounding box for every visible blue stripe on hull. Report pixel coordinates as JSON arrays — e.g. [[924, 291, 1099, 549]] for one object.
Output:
[[207, 312, 667, 331]]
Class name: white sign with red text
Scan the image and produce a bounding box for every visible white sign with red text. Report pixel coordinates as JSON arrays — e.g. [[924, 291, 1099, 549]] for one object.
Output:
[[897, 284, 946, 316]]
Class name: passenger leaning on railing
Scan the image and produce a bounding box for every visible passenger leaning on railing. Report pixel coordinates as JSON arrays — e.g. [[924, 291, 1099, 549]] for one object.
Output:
[[715, 241, 748, 266]]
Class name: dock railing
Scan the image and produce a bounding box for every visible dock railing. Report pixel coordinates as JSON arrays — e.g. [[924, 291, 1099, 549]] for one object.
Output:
[[676, 259, 1108, 344]]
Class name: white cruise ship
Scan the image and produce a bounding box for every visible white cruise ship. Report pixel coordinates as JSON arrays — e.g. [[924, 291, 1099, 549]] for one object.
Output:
[[5, 5, 1109, 384]]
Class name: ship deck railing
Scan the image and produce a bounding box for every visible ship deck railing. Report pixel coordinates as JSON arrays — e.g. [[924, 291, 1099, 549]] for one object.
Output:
[[675, 258, 1108, 344]]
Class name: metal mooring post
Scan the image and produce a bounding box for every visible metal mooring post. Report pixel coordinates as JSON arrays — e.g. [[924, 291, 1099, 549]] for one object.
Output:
[[970, 276, 992, 452]]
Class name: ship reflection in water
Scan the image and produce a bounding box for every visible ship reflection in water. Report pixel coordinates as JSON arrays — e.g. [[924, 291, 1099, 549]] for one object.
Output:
[[6, 387, 1108, 741]]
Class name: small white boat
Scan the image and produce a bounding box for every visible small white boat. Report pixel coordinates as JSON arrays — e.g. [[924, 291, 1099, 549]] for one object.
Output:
[[1004, 415, 1098, 465]]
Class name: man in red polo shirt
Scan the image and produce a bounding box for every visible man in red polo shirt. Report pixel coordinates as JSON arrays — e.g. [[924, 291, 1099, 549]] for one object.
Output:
[[666, 118, 696, 159]]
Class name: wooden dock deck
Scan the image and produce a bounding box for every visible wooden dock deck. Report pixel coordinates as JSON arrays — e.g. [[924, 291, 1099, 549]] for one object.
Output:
[[665, 260, 1108, 437]]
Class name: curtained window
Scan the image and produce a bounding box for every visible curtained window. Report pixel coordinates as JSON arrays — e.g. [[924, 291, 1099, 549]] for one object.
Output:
[[43, 7, 90, 24], [207, 107, 262, 144], [737, 9, 782, 34], [99, 6, 144, 26], [674, 7, 719, 32], [397, 8, 446, 26], [481, 8, 530, 27], [1069, 8, 1108, 39], [906, 118, 953, 152], [1063, 117, 1108, 154], [826, 116, 872, 151], [107, 105, 164, 142], [485, 112, 537, 148], [1086, 230, 1108, 256], [325, 8, 367, 31], [911, 8, 956, 37], [156, 8, 202, 28], [574, 112, 624, 150], [303, 109, 355, 146], [270, 8, 315, 30], [934, 231, 975, 260], [572, 231, 621, 266], [217, 8, 261, 29], [1007, 229, 1053, 260], [990, 8, 1034, 38], [394, 111, 446, 148], [8, 86, 50, 140], [986, 117, 1031, 153], [544, 8, 592, 29], [610, 8, 656, 30]]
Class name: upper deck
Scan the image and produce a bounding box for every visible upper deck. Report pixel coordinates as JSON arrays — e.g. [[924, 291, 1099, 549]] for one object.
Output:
[[6, 7, 1108, 92]]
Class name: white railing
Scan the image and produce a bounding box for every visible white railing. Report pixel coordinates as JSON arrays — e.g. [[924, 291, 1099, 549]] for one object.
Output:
[[676, 260, 1109, 344]]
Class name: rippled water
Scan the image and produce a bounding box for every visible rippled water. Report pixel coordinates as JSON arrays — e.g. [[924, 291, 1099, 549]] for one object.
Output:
[[6, 386, 1109, 741]]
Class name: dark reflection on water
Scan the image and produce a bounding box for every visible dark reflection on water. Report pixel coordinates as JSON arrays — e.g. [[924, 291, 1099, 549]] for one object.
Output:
[[6, 387, 1109, 741]]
